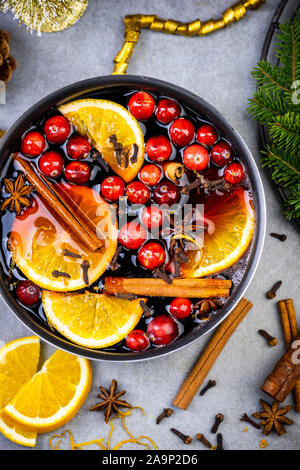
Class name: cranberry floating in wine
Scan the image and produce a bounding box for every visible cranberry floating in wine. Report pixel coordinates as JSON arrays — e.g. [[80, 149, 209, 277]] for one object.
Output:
[[153, 179, 180, 207], [126, 181, 150, 204], [146, 135, 172, 162], [211, 141, 233, 167], [138, 241, 166, 270], [101, 176, 125, 201], [16, 280, 40, 306], [156, 98, 181, 124], [183, 144, 209, 171], [147, 315, 179, 346], [169, 118, 195, 147], [67, 135, 91, 160], [170, 298, 193, 320], [64, 161, 91, 184], [39, 150, 64, 178], [128, 91, 155, 120], [44, 115, 70, 144], [139, 164, 161, 187], [141, 205, 163, 229], [118, 221, 147, 250], [21, 130, 46, 157], [224, 161, 244, 185], [126, 330, 149, 352], [196, 124, 218, 147]]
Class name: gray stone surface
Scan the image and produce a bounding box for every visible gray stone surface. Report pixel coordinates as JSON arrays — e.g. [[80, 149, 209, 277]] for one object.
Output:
[[0, 0, 299, 451]]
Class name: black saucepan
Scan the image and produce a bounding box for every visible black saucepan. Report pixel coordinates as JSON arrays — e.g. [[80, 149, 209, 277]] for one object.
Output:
[[0, 75, 266, 361]]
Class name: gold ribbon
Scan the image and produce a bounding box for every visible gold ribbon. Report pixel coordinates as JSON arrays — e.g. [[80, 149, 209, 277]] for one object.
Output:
[[113, 0, 265, 75]]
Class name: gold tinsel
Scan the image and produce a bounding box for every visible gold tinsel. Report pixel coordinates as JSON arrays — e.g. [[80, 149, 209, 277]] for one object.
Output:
[[113, 0, 265, 74], [0, 0, 88, 34]]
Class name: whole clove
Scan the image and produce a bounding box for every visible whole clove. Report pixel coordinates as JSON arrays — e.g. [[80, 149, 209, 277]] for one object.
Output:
[[92, 151, 110, 172], [109, 246, 122, 271], [270, 232, 287, 242], [258, 329, 277, 347], [170, 428, 192, 444], [266, 280, 282, 299], [114, 292, 136, 300], [62, 248, 82, 259], [52, 270, 71, 279], [196, 433, 212, 449], [240, 413, 261, 430], [211, 413, 224, 433], [199, 379, 216, 396], [216, 433, 224, 450], [81, 260, 90, 285], [156, 408, 173, 424], [153, 268, 172, 285], [139, 299, 152, 317], [130, 143, 139, 164]]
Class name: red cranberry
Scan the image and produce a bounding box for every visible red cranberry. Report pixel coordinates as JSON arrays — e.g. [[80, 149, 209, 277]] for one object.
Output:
[[138, 241, 165, 270], [16, 280, 40, 306], [169, 118, 194, 147], [66, 135, 91, 160], [183, 144, 209, 171], [153, 180, 180, 207], [211, 141, 233, 167], [128, 91, 155, 120], [224, 161, 244, 185], [139, 164, 161, 187], [118, 221, 147, 250], [38, 150, 64, 178], [141, 206, 163, 229], [156, 98, 181, 124], [101, 176, 125, 201], [147, 315, 179, 346], [170, 298, 193, 320], [146, 135, 172, 162], [126, 330, 149, 352], [196, 124, 218, 147], [20, 130, 46, 157], [126, 181, 150, 205], [64, 161, 91, 184], [44, 115, 70, 144]]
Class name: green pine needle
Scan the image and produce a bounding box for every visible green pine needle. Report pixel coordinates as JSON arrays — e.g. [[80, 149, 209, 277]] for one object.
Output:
[[269, 112, 300, 152], [248, 10, 300, 221]]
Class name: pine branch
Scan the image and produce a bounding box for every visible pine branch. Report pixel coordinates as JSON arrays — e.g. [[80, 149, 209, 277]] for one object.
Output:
[[276, 11, 300, 83], [251, 60, 292, 95], [248, 89, 286, 124], [249, 10, 300, 220], [268, 112, 300, 152], [284, 185, 300, 220], [261, 145, 300, 188]]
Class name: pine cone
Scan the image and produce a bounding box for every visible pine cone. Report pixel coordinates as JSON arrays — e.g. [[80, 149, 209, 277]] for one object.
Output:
[[0, 30, 17, 83]]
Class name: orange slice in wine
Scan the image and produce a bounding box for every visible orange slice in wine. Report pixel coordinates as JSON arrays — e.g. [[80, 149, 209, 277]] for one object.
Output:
[[181, 188, 255, 278], [59, 99, 145, 182], [10, 184, 117, 291]]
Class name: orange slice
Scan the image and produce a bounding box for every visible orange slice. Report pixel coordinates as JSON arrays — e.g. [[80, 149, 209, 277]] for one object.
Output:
[[3, 349, 92, 433], [10, 184, 117, 291], [182, 188, 255, 277], [0, 336, 40, 447], [0, 412, 36, 447], [42, 291, 145, 349], [59, 99, 145, 182]]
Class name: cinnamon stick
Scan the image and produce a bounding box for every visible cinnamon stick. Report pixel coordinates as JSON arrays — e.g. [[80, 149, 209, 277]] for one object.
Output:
[[173, 298, 252, 409], [261, 333, 300, 402], [277, 299, 300, 411], [13, 154, 103, 252], [103, 277, 232, 298]]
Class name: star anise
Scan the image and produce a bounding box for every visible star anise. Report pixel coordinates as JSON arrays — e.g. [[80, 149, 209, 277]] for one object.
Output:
[[90, 379, 131, 423], [1, 174, 33, 214], [195, 298, 220, 318], [253, 400, 294, 436]]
